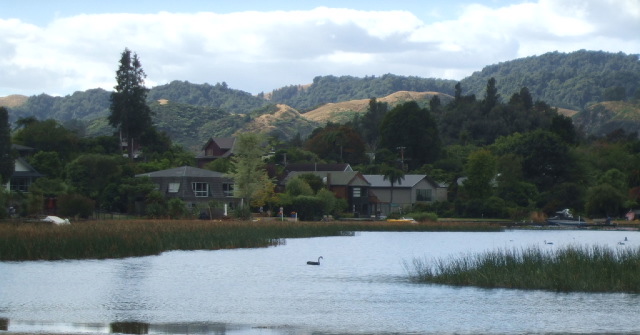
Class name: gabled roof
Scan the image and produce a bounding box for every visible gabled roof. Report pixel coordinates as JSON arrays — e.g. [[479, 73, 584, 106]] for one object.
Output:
[[136, 166, 226, 178], [201, 137, 236, 151], [12, 157, 43, 178], [363, 174, 441, 188], [284, 163, 352, 172], [283, 171, 369, 187]]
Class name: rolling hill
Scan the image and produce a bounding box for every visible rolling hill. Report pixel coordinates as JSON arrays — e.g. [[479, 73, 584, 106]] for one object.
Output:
[[3, 50, 640, 150]]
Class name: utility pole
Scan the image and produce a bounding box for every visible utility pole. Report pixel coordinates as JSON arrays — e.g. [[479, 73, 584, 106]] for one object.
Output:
[[396, 146, 406, 171]]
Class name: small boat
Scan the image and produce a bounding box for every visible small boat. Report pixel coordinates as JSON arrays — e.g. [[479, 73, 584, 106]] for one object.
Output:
[[546, 209, 586, 226], [387, 217, 418, 223]]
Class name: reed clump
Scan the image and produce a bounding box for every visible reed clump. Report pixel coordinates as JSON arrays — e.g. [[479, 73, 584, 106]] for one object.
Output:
[[407, 245, 640, 293], [0, 219, 500, 261]]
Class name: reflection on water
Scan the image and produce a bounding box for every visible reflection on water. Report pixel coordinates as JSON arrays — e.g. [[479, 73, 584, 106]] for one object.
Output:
[[1, 230, 639, 335]]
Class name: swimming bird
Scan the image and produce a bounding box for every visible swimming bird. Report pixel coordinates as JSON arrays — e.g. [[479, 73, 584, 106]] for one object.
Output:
[[544, 240, 553, 245], [307, 256, 323, 265]]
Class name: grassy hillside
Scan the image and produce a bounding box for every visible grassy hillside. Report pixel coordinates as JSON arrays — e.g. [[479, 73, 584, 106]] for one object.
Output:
[[303, 91, 453, 124], [237, 104, 319, 140], [573, 100, 640, 137], [0, 94, 28, 108]]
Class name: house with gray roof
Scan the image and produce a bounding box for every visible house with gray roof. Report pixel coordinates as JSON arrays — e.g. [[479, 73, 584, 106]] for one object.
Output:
[[282, 170, 372, 217], [4, 145, 43, 193], [363, 174, 447, 215], [136, 166, 239, 208]]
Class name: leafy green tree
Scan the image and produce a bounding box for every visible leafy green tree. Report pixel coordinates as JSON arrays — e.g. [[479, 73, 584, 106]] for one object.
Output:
[[585, 184, 625, 217], [482, 77, 500, 114], [463, 149, 497, 200], [205, 157, 233, 173], [0, 107, 13, 184], [359, 97, 388, 151], [65, 154, 124, 203], [29, 151, 64, 179], [379, 101, 441, 169], [305, 123, 367, 164], [285, 177, 314, 197], [227, 132, 269, 210], [12, 119, 79, 160], [297, 173, 325, 194], [109, 48, 153, 160]]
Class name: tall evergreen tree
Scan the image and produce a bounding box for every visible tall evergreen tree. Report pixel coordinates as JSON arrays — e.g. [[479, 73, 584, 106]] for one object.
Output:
[[0, 107, 13, 184], [109, 48, 152, 160]]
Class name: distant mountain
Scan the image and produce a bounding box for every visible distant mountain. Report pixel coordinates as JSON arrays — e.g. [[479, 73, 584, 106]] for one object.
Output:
[[460, 50, 640, 110], [268, 74, 457, 112], [4, 50, 640, 149]]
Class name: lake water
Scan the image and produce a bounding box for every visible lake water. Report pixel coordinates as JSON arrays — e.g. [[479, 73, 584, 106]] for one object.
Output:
[[0, 229, 638, 335]]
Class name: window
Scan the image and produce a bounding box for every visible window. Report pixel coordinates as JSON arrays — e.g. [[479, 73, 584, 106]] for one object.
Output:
[[168, 183, 180, 193], [10, 177, 30, 192], [223, 183, 234, 197], [416, 189, 432, 202], [352, 187, 361, 198], [192, 182, 209, 197]]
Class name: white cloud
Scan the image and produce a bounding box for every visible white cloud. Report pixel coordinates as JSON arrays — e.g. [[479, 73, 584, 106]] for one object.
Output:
[[0, 0, 638, 97]]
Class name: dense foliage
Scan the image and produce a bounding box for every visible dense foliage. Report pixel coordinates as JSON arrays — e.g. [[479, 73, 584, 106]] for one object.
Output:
[[460, 50, 640, 110], [3, 50, 640, 222], [269, 74, 456, 111]]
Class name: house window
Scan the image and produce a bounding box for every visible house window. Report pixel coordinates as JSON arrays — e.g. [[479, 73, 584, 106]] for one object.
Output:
[[352, 187, 361, 198], [223, 183, 234, 197], [416, 189, 432, 202], [10, 177, 30, 192], [168, 183, 180, 193], [192, 182, 209, 197]]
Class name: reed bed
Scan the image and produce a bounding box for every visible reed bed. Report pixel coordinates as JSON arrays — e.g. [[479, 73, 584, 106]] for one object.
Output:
[[407, 245, 640, 293], [0, 219, 501, 261]]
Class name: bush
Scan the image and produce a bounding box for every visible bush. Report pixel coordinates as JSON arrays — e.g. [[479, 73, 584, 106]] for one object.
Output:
[[145, 202, 166, 218], [58, 194, 95, 218], [410, 212, 438, 222], [167, 198, 187, 219], [291, 195, 325, 221]]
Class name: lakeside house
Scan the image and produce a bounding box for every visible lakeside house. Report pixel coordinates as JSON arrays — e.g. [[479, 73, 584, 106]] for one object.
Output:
[[4, 144, 43, 193], [363, 174, 447, 216], [135, 165, 239, 210]]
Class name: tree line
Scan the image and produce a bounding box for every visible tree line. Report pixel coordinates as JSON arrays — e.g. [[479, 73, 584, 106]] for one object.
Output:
[[1, 49, 639, 221]]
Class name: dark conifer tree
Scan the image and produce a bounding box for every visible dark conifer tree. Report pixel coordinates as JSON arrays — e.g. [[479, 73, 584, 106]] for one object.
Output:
[[108, 48, 153, 160]]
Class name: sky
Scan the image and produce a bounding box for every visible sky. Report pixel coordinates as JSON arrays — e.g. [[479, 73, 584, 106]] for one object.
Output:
[[1, 0, 639, 97]]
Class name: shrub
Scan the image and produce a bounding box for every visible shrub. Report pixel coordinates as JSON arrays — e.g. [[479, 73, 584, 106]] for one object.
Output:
[[58, 193, 95, 218], [167, 198, 188, 219], [291, 195, 325, 221], [410, 212, 438, 222]]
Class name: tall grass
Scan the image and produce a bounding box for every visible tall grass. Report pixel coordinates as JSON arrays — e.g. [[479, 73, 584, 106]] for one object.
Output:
[[406, 245, 640, 293], [0, 220, 501, 261]]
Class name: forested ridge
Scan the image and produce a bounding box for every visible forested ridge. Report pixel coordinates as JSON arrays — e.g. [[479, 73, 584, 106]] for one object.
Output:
[[3, 50, 640, 148]]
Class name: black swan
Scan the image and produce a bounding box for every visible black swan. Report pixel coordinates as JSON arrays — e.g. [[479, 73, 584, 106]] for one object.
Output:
[[307, 256, 323, 265]]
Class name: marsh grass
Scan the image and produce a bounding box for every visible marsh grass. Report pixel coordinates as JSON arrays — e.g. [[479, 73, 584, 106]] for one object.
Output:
[[0, 220, 501, 261], [407, 245, 640, 293]]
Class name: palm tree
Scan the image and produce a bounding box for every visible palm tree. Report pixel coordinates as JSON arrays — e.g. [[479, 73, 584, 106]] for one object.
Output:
[[383, 165, 405, 214]]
